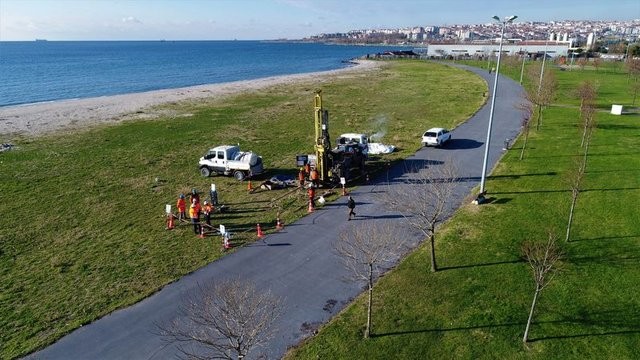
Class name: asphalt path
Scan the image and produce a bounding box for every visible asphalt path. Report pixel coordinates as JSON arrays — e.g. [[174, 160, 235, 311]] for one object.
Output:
[[27, 64, 525, 359]]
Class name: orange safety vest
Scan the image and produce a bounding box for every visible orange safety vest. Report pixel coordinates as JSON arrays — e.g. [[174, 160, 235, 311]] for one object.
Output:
[[203, 204, 213, 215], [189, 206, 199, 219], [177, 198, 186, 211]]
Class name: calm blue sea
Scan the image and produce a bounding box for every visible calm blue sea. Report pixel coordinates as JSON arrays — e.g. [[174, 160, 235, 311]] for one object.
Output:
[[0, 41, 398, 107]]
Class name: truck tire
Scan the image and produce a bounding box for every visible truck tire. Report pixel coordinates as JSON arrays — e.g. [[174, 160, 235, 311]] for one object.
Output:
[[233, 170, 245, 181], [200, 167, 212, 177]]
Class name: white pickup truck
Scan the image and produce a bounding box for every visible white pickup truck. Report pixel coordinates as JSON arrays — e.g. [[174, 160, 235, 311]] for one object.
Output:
[[198, 145, 263, 180]]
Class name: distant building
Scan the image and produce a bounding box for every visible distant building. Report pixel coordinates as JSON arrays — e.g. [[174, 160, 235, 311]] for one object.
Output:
[[426, 40, 570, 58], [587, 32, 596, 49]]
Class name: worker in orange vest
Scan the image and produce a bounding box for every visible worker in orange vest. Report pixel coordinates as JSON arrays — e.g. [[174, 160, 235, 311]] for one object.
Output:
[[307, 186, 316, 208], [176, 194, 186, 221], [189, 199, 201, 234], [310, 167, 319, 187], [298, 167, 305, 187], [203, 200, 213, 226], [304, 162, 311, 177]]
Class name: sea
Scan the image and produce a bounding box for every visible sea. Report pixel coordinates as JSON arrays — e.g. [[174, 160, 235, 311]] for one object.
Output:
[[0, 41, 401, 107]]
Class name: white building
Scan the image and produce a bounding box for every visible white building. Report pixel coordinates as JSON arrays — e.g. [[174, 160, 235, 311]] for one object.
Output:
[[426, 41, 570, 58], [586, 32, 596, 49]]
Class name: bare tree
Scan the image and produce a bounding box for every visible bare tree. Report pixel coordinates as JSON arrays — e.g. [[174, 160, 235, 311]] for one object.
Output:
[[592, 57, 602, 72], [385, 160, 458, 272], [524, 63, 558, 130], [334, 222, 407, 338], [577, 57, 588, 70], [564, 157, 585, 242], [626, 59, 640, 105], [522, 232, 563, 343], [517, 99, 533, 160], [575, 81, 598, 148], [581, 107, 597, 171], [157, 278, 283, 360]]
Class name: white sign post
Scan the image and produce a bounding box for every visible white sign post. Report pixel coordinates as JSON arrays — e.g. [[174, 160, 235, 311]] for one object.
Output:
[[165, 204, 172, 214]]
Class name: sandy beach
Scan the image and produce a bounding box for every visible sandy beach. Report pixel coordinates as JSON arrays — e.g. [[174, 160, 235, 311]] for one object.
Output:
[[0, 60, 381, 138]]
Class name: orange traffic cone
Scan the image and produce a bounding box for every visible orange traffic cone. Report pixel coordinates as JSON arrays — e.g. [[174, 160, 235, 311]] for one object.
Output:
[[342, 185, 348, 196], [247, 179, 253, 192], [276, 215, 284, 230], [198, 224, 205, 238], [308, 199, 315, 213], [223, 233, 231, 250], [166, 214, 174, 230], [256, 223, 264, 238]]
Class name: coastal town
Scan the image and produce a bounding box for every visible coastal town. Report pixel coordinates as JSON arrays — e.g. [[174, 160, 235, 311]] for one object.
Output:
[[307, 18, 640, 52]]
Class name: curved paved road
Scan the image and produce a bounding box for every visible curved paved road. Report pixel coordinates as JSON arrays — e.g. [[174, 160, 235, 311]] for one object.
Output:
[[27, 64, 525, 359]]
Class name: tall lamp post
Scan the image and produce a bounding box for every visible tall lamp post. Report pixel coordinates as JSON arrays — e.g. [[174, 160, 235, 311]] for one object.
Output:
[[478, 15, 517, 200]]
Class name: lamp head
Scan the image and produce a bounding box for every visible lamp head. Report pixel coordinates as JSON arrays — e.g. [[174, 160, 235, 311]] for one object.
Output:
[[492, 15, 518, 23]]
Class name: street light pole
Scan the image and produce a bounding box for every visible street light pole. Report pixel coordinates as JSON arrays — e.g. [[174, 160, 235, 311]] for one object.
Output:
[[478, 15, 517, 198], [520, 48, 526, 84]]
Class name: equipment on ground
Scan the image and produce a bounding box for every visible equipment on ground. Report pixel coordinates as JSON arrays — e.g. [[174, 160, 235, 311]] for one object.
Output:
[[199, 145, 263, 180]]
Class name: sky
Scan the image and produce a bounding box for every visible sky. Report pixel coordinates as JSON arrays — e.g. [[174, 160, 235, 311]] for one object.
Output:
[[1, 0, 639, 41]]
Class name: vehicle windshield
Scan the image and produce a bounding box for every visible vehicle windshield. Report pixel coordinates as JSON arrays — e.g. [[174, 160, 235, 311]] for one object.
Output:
[[424, 132, 437, 137]]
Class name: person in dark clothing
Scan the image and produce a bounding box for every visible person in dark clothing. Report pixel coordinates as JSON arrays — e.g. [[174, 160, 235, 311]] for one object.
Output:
[[347, 196, 356, 220]]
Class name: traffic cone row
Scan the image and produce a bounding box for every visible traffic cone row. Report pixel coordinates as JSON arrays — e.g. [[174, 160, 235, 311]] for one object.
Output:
[[256, 223, 264, 238]]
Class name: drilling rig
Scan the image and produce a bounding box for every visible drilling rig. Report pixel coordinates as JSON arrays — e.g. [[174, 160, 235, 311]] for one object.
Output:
[[311, 90, 366, 185], [314, 90, 331, 183]]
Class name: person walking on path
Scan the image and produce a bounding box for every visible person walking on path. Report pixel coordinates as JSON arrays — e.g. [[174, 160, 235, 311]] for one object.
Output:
[[176, 194, 186, 222], [347, 196, 356, 220], [203, 201, 213, 226], [189, 200, 201, 234]]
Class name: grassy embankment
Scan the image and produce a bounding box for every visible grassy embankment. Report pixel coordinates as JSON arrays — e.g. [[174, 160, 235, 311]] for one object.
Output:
[[0, 61, 487, 358], [287, 62, 640, 358]]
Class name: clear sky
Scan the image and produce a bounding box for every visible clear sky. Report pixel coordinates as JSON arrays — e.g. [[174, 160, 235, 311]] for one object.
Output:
[[1, 0, 639, 41]]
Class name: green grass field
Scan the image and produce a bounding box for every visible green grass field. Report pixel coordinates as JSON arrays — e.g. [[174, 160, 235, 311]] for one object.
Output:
[[286, 62, 640, 358], [0, 61, 486, 358]]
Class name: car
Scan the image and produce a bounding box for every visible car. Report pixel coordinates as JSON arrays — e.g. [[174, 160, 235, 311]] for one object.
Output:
[[422, 127, 451, 147]]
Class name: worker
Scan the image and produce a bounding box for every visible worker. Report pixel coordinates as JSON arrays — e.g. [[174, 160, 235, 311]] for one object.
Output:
[[203, 200, 213, 226], [304, 162, 311, 177], [310, 167, 319, 187], [189, 188, 200, 205], [176, 194, 186, 221], [189, 199, 201, 234], [347, 196, 357, 221], [298, 167, 305, 187], [307, 186, 316, 208]]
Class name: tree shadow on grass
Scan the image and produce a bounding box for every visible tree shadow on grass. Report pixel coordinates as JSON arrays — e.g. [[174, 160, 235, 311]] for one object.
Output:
[[570, 234, 640, 242], [529, 306, 640, 342], [439, 258, 522, 271], [374, 322, 523, 338]]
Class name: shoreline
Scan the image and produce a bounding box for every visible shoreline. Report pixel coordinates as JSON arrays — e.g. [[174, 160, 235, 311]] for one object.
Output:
[[0, 60, 381, 138]]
